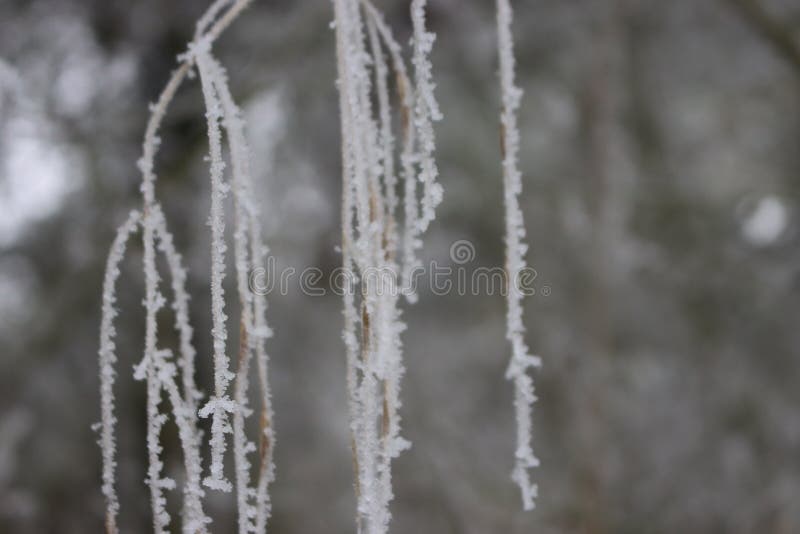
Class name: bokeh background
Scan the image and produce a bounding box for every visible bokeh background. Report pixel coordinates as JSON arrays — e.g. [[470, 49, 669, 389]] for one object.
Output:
[[1, 0, 800, 532]]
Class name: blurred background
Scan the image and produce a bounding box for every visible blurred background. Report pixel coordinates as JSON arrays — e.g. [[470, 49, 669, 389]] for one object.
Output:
[[1, 0, 799, 532]]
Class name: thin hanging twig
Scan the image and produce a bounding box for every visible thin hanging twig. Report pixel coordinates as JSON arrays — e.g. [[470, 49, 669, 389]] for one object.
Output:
[[497, 0, 541, 511]]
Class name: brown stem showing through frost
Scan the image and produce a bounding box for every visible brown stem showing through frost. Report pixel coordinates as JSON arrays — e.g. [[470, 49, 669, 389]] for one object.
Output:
[[236, 318, 249, 401], [259, 407, 271, 469], [396, 70, 411, 140]]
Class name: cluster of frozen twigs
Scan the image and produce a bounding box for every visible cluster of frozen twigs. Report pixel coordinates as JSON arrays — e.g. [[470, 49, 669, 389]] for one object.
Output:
[[98, 0, 540, 531], [332, 0, 443, 532], [496, 0, 541, 511], [97, 1, 275, 533]]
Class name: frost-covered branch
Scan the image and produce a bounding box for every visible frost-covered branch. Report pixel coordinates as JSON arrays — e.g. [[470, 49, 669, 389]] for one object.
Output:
[[98, 209, 141, 534], [399, 0, 443, 303], [496, 0, 541, 511], [210, 51, 277, 532], [358, 1, 420, 302], [140, 201, 172, 533], [195, 43, 235, 494], [333, 1, 441, 532], [97, 1, 275, 532], [152, 206, 209, 531], [409, 0, 442, 234]]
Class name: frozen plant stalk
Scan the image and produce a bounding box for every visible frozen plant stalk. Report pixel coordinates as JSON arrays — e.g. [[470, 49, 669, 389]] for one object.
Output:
[[497, 0, 542, 511], [333, 0, 442, 532], [97, 1, 276, 532]]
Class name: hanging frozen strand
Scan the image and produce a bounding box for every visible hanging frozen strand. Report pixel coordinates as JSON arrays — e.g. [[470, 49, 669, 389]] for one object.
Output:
[[366, 14, 397, 258], [332, 1, 362, 522], [194, 41, 235, 494], [98, 210, 141, 534], [215, 61, 257, 531], [333, 2, 382, 531], [140, 140, 174, 534], [247, 196, 276, 534], [188, 17, 278, 532], [333, 1, 441, 532], [365, 13, 398, 528], [496, 0, 542, 511], [334, 0, 387, 531], [132, 2, 247, 529], [152, 207, 203, 424], [357, 1, 419, 303], [152, 205, 209, 532], [403, 0, 443, 303], [207, 51, 277, 532], [99, 211, 211, 533], [95, 1, 275, 532], [409, 0, 442, 230]]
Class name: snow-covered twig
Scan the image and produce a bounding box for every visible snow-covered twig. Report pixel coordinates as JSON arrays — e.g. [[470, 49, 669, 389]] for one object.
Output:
[[194, 42, 235, 494], [98, 210, 141, 534], [209, 51, 277, 532], [333, 1, 441, 532], [496, 0, 541, 511], [97, 1, 274, 532]]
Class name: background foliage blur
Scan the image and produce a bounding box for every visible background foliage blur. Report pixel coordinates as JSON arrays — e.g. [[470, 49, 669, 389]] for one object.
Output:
[[1, 0, 799, 532]]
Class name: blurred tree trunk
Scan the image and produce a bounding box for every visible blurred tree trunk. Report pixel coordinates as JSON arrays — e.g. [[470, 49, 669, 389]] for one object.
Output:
[[573, 2, 624, 532]]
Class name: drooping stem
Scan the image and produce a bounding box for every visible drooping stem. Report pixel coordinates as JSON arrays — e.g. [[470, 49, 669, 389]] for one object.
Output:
[[497, 0, 541, 511], [98, 210, 141, 534], [409, 0, 443, 234], [333, 1, 440, 532], [141, 198, 173, 533], [99, 1, 258, 532], [153, 206, 209, 532], [195, 43, 235, 493], [212, 49, 277, 532]]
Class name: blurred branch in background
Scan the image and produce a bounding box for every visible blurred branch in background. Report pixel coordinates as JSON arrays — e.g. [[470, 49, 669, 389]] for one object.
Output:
[[724, 0, 800, 72]]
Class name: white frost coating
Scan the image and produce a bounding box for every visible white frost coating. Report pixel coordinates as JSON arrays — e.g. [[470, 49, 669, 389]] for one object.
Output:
[[358, 1, 420, 303], [497, 0, 541, 511], [409, 0, 442, 232], [139, 86, 175, 534], [243, 99, 277, 534], [151, 207, 203, 412], [367, 16, 397, 257], [334, 2, 433, 532], [140, 201, 177, 534], [211, 52, 277, 533], [155, 356, 211, 533], [98, 1, 260, 532], [217, 57, 258, 534], [98, 210, 141, 534], [357, 0, 428, 304], [334, 1, 380, 531], [252, 275, 276, 534], [250, 220, 276, 534], [333, 6, 363, 527], [195, 42, 235, 494], [401, 0, 442, 303], [152, 206, 210, 532]]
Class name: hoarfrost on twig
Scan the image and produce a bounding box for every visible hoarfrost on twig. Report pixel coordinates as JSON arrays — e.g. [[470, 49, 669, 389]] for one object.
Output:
[[98, 209, 141, 534], [497, 0, 541, 511], [210, 50, 277, 532], [97, 1, 274, 532], [195, 42, 235, 494], [333, 1, 440, 532]]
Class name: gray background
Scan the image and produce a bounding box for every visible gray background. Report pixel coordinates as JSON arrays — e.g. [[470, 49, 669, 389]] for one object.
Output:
[[1, 0, 799, 532]]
